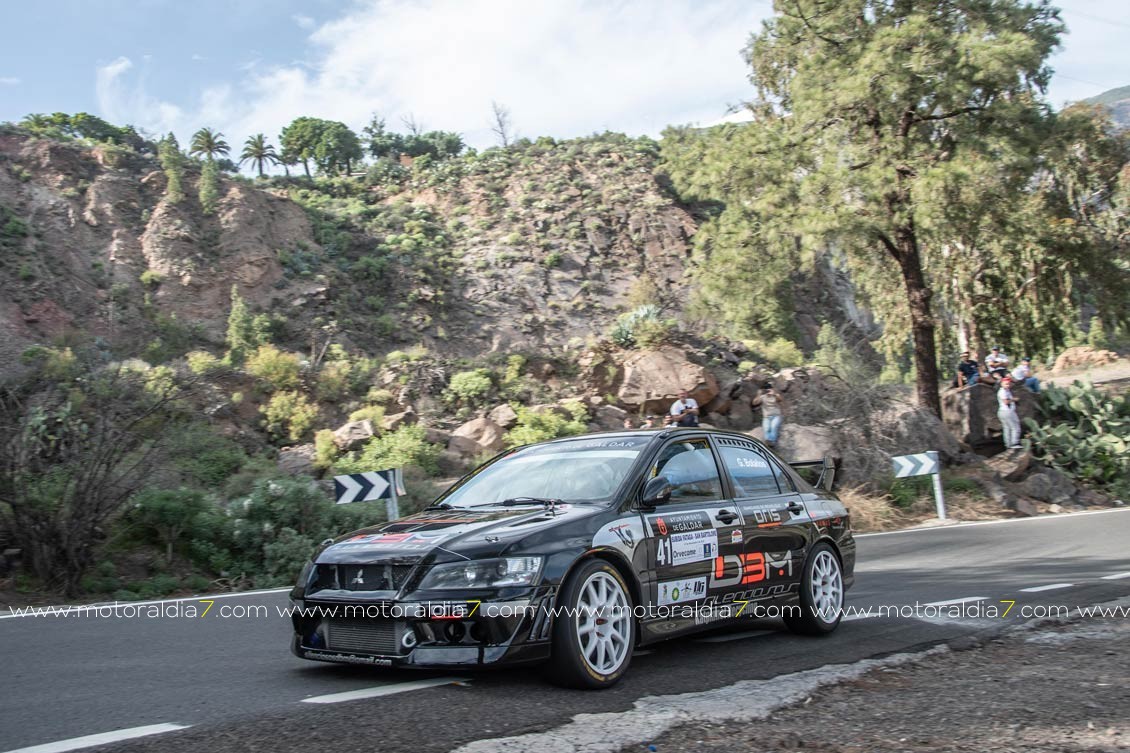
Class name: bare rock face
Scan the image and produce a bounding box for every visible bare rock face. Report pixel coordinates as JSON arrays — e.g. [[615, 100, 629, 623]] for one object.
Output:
[[617, 347, 719, 415], [942, 383, 1037, 447], [332, 420, 375, 451], [448, 417, 506, 457], [1019, 468, 1077, 505], [278, 444, 317, 476], [1053, 346, 1119, 372]]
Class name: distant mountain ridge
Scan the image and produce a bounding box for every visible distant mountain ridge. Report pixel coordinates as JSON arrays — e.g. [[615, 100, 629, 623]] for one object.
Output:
[[1084, 85, 1130, 129]]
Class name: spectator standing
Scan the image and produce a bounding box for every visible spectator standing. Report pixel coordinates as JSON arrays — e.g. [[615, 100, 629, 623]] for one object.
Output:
[[641, 415, 658, 429], [985, 346, 1010, 378], [955, 351, 980, 387], [1011, 357, 1040, 393], [668, 390, 700, 427], [997, 375, 1023, 449], [753, 383, 785, 447]]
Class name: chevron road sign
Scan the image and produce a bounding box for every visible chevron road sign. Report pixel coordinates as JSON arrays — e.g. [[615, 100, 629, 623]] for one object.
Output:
[[334, 469, 404, 504], [892, 451, 939, 478], [892, 451, 946, 520]]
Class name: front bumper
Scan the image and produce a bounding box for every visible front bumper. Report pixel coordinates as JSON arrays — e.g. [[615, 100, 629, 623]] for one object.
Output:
[[290, 591, 556, 668]]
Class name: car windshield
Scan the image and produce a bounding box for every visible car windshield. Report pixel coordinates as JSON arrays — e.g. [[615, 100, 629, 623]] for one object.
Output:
[[437, 435, 651, 508]]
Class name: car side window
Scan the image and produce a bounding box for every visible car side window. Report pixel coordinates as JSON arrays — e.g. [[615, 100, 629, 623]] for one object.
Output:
[[651, 439, 723, 503], [719, 445, 781, 498], [769, 457, 797, 493]]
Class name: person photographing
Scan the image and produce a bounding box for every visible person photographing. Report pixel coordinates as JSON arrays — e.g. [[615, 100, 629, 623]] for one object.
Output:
[[753, 383, 785, 447], [668, 390, 700, 427]]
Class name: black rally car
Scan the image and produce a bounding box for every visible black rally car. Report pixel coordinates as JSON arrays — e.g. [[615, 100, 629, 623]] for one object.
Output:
[[290, 428, 854, 688]]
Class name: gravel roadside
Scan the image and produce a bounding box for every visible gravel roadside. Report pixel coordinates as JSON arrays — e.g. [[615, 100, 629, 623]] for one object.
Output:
[[627, 604, 1130, 753]]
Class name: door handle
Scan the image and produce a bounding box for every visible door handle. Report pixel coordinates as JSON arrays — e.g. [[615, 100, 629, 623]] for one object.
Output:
[[715, 510, 738, 524], [786, 501, 806, 515]]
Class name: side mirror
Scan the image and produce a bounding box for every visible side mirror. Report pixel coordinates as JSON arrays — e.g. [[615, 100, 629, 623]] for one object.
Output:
[[641, 476, 673, 507]]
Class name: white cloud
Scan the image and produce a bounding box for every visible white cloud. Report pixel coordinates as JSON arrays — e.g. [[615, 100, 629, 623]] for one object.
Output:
[[0, 76, 19, 86], [94, 0, 770, 154], [292, 14, 315, 29], [96, 56, 184, 137]]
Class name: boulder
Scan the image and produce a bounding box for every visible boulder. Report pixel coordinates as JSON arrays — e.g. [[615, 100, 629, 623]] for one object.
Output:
[[984, 448, 1032, 482], [728, 396, 755, 430], [448, 417, 506, 458], [772, 423, 838, 462], [1008, 497, 1040, 517], [942, 382, 1037, 447], [1053, 346, 1119, 373], [617, 347, 719, 415], [1019, 469, 1077, 504], [277, 444, 317, 476], [594, 404, 630, 430], [332, 419, 375, 451], [489, 403, 519, 429], [381, 408, 417, 433]]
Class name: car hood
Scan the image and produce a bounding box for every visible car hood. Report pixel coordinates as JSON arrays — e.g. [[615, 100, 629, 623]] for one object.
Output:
[[316, 504, 599, 565]]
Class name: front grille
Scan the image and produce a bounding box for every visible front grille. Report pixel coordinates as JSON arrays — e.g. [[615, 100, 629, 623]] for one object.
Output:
[[324, 618, 401, 655], [314, 564, 415, 592]]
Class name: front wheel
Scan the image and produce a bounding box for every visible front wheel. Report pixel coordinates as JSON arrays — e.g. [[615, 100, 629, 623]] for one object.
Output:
[[783, 542, 844, 636], [547, 559, 636, 688]]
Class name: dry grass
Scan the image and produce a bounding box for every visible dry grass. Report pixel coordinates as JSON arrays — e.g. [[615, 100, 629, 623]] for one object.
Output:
[[839, 487, 1008, 533]]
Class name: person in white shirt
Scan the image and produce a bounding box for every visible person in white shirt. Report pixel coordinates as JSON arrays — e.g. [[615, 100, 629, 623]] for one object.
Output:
[[1010, 357, 1040, 393], [997, 375, 1022, 449], [985, 346, 1010, 378], [668, 390, 700, 427]]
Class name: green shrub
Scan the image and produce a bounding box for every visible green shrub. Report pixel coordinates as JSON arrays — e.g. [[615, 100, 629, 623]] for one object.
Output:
[[130, 487, 211, 564], [505, 404, 588, 447], [445, 368, 494, 407], [246, 344, 302, 391], [609, 305, 673, 348], [348, 404, 387, 424], [314, 429, 339, 469], [186, 350, 223, 375], [315, 360, 352, 402], [336, 425, 441, 476], [262, 390, 319, 441]]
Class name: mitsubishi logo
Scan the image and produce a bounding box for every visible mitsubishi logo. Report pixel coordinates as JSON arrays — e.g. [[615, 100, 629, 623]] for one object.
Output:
[[351, 568, 365, 585]]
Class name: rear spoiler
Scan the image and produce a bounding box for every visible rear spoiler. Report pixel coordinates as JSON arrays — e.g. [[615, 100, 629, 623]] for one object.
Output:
[[788, 454, 836, 492]]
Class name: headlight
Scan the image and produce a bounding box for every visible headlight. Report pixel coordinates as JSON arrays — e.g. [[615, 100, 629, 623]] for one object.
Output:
[[417, 557, 543, 590]]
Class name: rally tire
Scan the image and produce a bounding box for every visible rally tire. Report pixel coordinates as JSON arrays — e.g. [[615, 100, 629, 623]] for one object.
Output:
[[547, 558, 636, 689], [783, 542, 844, 636]]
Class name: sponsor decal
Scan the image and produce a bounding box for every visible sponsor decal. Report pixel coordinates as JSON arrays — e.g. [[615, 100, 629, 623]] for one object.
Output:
[[731, 530, 743, 545], [609, 523, 636, 548], [710, 550, 794, 588], [304, 650, 394, 666], [648, 510, 711, 536], [657, 529, 718, 566], [657, 577, 707, 606]]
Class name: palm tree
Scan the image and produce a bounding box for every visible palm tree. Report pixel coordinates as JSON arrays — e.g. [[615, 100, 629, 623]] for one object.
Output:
[[189, 127, 230, 161], [239, 134, 279, 178]]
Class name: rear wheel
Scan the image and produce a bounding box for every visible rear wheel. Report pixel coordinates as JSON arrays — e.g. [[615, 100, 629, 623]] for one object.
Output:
[[548, 559, 635, 688], [783, 542, 844, 635]]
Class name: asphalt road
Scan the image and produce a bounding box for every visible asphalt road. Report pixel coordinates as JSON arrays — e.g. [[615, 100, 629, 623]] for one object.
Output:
[[2, 508, 1129, 753]]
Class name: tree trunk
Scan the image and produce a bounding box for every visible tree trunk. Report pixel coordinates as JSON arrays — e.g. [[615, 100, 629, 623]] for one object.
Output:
[[894, 226, 943, 418], [302, 158, 311, 178]]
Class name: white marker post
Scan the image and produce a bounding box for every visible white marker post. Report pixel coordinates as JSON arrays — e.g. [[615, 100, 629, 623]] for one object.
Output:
[[892, 450, 946, 520]]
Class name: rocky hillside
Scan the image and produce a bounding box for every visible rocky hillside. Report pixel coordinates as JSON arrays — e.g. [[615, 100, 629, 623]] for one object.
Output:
[[0, 130, 697, 379], [1086, 84, 1130, 130]]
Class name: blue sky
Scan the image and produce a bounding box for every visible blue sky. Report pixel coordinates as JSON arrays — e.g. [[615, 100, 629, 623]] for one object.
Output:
[[1, 0, 1127, 154]]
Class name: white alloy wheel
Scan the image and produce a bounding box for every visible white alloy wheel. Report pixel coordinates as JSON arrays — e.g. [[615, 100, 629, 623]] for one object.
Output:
[[575, 571, 632, 675], [809, 548, 843, 622]]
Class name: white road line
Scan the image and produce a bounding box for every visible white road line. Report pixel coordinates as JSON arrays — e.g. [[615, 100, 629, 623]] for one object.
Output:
[[0, 587, 291, 620], [1101, 572, 1130, 580], [301, 677, 463, 704], [855, 506, 1130, 538], [3, 723, 190, 753], [695, 629, 774, 643], [1019, 583, 1075, 593], [923, 597, 989, 607]]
